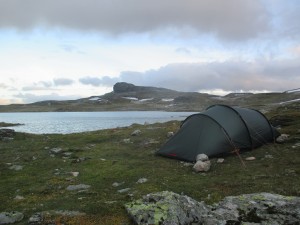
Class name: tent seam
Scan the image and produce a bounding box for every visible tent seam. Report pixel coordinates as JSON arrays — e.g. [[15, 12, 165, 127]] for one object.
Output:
[[195, 113, 237, 153], [207, 104, 254, 149]]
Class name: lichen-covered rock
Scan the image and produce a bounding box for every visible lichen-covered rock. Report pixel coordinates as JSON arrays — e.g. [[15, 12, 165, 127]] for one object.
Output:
[[125, 191, 210, 225], [212, 192, 300, 224], [0, 211, 24, 224], [125, 192, 300, 225]]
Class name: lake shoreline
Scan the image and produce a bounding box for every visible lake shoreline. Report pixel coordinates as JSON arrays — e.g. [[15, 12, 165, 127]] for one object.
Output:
[[0, 111, 194, 134]]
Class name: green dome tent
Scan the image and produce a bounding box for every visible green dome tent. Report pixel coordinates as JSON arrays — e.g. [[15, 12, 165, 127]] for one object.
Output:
[[157, 105, 280, 162]]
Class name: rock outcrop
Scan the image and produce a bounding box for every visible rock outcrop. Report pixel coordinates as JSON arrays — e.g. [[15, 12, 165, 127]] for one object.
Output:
[[113, 82, 137, 93], [0, 211, 24, 224], [125, 191, 300, 225]]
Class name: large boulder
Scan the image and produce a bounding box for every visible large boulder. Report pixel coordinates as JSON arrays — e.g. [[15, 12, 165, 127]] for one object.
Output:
[[125, 191, 211, 225], [125, 191, 300, 225], [0, 211, 24, 224]]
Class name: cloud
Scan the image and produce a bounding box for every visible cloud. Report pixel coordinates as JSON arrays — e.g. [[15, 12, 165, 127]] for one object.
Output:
[[0, 83, 8, 88], [22, 81, 54, 91], [79, 76, 118, 87], [53, 78, 74, 86], [117, 58, 300, 92], [0, 0, 271, 41]]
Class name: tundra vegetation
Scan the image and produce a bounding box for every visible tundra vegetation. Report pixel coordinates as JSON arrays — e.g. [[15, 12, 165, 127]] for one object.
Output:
[[0, 101, 299, 224]]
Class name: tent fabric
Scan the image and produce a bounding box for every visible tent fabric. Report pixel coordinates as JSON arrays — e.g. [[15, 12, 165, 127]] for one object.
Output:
[[157, 105, 280, 162]]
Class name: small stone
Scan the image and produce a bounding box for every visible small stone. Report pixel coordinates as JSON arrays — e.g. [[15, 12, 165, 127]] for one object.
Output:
[[196, 154, 209, 162], [292, 143, 300, 148], [28, 212, 43, 224], [131, 129, 141, 136], [193, 160, 211, 172], [182, 162, 194, 167], [118, 188, 131, 193], [167, 132, 174, 138], [217, 158, 225, 163], [14, 195, 24, 200], [49, 147, 63, 154], [245, 156, 256, 161], [9, 165, 23, 171], [136, 178, 148, 184], [265, 154, 273, 159], [70, 172, 79, 177], [53, 210, 86, 217], [112, 182, 124, 187], [276, 134, 289, 143], [123, 138, 131, 144], [62, 152, 72, 157], [66, 184, 91, 191]]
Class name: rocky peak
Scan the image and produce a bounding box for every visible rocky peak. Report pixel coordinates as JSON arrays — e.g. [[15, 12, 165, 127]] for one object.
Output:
[[113, 82, 137, 93]]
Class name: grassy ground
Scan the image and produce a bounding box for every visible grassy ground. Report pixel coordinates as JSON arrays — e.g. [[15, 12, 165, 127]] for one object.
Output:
[[0, 103, 299, 225]]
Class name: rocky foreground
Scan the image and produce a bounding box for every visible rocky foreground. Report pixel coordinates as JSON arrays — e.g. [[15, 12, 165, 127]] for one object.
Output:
[[125, 191, 300, 225]]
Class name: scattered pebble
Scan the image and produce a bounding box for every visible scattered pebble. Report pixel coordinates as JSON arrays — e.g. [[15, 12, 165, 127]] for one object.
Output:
[[66, 184, 91, 191], [131, 129, 141, 136], [182, 162, 194, 167], [112, 182, 124, 187], [9, 165, 23, 171], [265, 154, 273, 159], [70, 172, 79, 177], [167, 132, 174, 138], [276, 134, 289, 143], [49, 147, 63, 154], [217, 158, 225, 163], [292, 143, 300, 148], [118, 188, 131, 193], [245, 156, 256, 161], [123, 138, 131, 144], [14, 195, 25, 200], [136, 178, 148, 184], [28, 212, 43, 224]]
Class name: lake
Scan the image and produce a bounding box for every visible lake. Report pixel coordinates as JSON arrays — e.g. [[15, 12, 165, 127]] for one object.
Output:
[[0, 111, 194, 134]]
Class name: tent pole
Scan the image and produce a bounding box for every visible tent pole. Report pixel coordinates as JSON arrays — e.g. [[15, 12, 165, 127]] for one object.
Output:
[[233, 148, 246, 167]]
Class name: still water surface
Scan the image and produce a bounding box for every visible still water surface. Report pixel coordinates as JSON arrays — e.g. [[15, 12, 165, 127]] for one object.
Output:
[[0, 111, 194, 134]]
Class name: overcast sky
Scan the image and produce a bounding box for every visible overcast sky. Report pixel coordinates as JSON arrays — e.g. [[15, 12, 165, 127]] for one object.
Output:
[[0, 0, 299, 104]]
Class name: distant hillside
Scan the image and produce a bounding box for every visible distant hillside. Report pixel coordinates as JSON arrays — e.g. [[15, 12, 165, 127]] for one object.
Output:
[[0, 82, 300, 112]]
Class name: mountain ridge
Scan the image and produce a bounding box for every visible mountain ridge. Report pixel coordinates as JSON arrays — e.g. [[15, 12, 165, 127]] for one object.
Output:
[[0, 82, 299, 112]]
